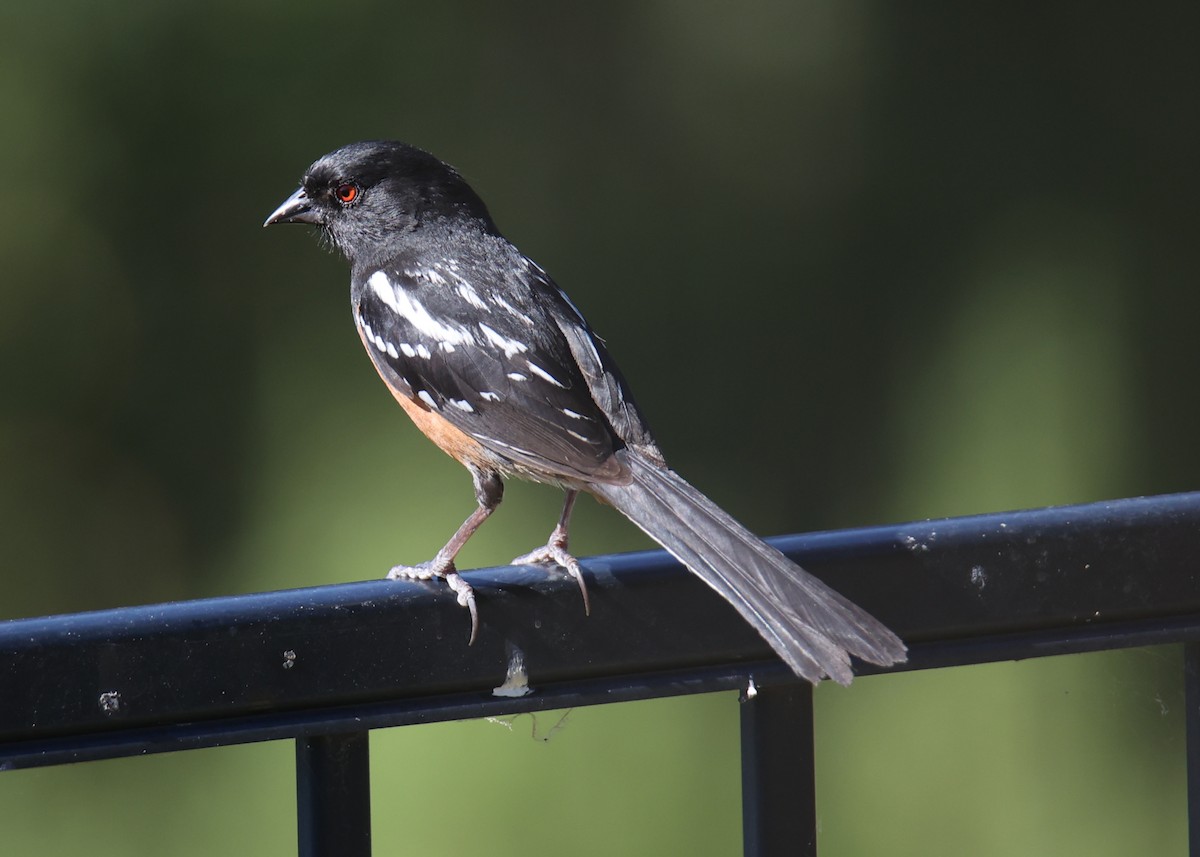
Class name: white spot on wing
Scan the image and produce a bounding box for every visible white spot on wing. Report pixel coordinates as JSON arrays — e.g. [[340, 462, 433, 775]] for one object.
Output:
[[416, 344, 431, 359], [450, 398, 475, 413], [507, 372, 527, 382], [480, 391, 500, 402], [526, 361, 566, 388], [561, 408, 587, 420], [386, 343, 398, 359], [368, 271, 473, 346], [478, 323, 529, 358], [456, 282, 489, 311], [417, 390, 437, 409], [400, 343, 416, 358], [475, 433, 536, 457], [494, 295, 535, 325], [405, 267, 448, 287]]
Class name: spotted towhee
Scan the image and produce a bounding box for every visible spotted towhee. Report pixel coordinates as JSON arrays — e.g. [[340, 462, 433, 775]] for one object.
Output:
[[265, 141, 905, 684]]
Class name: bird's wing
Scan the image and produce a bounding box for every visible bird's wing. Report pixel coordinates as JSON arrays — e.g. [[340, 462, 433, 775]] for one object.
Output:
[[353, 261, 629, 483], [525, 261, 665, 466]]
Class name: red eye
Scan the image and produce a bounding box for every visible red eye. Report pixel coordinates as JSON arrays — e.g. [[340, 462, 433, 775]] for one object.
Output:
[[335, 183, 359, 204]]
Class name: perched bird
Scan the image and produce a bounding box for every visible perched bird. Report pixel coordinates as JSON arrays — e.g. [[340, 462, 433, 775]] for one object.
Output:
[[265, 141, 905, 684]]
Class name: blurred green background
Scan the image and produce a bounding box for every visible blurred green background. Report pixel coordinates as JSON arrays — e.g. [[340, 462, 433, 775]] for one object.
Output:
[[2, 2, 1198, 854]]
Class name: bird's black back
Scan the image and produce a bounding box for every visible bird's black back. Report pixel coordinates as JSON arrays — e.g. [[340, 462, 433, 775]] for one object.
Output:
[[299, 141, 661, 484]]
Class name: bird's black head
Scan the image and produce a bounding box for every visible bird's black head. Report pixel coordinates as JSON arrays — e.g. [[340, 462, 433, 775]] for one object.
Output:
[[264, 140, 497, 266]]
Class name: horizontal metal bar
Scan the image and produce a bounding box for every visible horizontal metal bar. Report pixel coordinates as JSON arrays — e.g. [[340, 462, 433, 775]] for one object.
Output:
[[4, 491, 1200, 770]]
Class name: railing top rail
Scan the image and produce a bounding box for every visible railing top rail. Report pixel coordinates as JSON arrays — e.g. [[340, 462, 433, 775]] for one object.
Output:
[[4, 491, 1200, 770]]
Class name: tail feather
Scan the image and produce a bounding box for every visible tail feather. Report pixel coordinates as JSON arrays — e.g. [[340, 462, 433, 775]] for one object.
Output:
[[591, 450, 906, 685]]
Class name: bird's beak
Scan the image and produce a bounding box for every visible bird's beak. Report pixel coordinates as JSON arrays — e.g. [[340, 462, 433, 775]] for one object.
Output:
[[263, 187, 319, 227]]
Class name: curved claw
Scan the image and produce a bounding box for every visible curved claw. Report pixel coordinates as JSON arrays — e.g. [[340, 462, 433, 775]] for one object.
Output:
[[571, 561, 591, 617], [444, 571, 479, 645], [386, 560, 479, 644], [512, 543, 591, 616]]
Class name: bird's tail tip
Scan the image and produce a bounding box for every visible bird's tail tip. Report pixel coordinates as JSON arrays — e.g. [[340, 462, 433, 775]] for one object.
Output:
[[595, 451, 907, 687]]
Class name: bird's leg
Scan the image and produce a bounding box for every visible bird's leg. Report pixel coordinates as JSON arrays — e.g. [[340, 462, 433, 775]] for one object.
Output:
[[511, 490, 590, 615], [387, 467, 503, 644]]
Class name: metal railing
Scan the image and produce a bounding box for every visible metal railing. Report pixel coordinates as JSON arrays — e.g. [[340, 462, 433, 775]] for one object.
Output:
[[4, 492, 1200, 856]]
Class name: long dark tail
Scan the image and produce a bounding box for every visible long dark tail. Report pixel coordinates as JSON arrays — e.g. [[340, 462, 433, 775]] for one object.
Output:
[[590, 450, 906, 685]]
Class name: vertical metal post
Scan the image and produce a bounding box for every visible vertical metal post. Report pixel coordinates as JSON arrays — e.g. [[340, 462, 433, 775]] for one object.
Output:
[[740, 681, 817, 857], [296, 731, 372, 857], [1186, 644, 1200, 857]]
